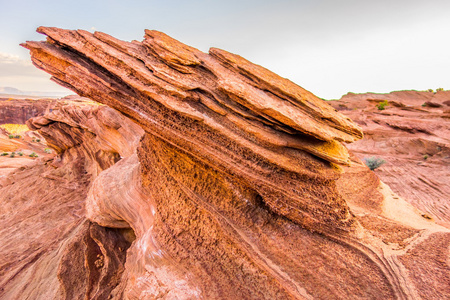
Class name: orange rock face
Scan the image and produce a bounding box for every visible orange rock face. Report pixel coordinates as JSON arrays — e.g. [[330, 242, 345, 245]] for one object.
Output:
[[23, 27, 364, 233], [0, 99, 143, 299], [3, 28, 447, 299]]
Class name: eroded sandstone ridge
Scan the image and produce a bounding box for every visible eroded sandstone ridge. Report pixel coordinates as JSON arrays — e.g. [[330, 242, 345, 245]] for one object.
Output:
[[23, 27, 365, 231], [0, 100, 144, 299], [7, 27, 448, 299]]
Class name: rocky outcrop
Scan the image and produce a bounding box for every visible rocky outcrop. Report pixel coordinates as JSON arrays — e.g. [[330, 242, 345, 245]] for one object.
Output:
[[23, 27, 364, 232], [27, 100, 142, 176], [0, 100, 143, 299], [329, 91, 450, 227], [10, 27, 450, 299]]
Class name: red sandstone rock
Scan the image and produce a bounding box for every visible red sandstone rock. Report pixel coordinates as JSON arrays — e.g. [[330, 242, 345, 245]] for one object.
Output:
[[2, 28, 447, 299], [329, 91, 450, 227], [22, 27, 365, 232], [0, 99, 143, 299]]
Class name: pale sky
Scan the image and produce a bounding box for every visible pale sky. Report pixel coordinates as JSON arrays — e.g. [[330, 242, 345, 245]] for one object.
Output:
[[0, 0, 449, 99]]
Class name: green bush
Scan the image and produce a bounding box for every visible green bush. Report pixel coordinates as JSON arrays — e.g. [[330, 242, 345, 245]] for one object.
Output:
[[29, 152, 38, 158], [1, 152, 8, 156], [427, 89, 434, 93], [8, 135, 14, 139], [363, 157, 386, 170], [376, 100, 389, 110], [9, 152, 15, 158], [17, 152, 23, 156], [436, 87, 444, 92], [14, 135, 21, 139], [44, 148, 52, 154], [36, 139, 41, 143]]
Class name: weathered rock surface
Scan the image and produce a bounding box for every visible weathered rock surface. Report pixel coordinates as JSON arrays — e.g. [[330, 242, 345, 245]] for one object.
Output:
[[0, 100, 144, 299], [329, 91, 450, 227], [5, 27, 448, 299], [23, 27, 365, 232]]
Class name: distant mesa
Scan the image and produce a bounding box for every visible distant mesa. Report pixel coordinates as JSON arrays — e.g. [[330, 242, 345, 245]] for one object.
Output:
[[0, 86, 71, 98], [0, 87, 23, 95]]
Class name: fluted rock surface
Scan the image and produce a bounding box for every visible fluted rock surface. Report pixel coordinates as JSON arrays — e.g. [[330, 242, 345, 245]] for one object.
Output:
[[15, 27, 450, 299], [0, 99, 144, 299]]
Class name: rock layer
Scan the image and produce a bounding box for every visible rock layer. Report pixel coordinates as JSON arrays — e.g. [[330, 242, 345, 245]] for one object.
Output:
[[14, 28, 450, 299]]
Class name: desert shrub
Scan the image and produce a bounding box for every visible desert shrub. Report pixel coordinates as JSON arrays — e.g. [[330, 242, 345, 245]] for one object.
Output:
[[9, 152, 15, 158], [436, 87, 444, 92], [36, 139, 41, 143], [8, 135, 14, 139], [29, 152, 38, 158], [14, 135, 21, 139], [1, 152, 8, 156], [363, 157, 386, 170], [44, 148, 52, 154], [427, 89, 434, 93], [376, 100, 389, 110], [17, 152, 23, 156]]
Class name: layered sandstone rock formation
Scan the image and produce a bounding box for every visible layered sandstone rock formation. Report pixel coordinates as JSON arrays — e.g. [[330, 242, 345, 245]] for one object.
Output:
[[3, 27, 447, 299], [329, 91, 450, 227], [0, 100, 144, 299]]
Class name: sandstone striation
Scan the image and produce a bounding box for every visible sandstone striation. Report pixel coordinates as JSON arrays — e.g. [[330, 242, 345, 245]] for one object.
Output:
[[23, 27, 364, 232], [0, 99, 144, 299], [4, 27, 448, 299]]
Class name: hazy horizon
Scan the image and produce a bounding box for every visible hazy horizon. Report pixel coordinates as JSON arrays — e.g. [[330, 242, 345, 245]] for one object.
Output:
[[1, 0, 449, 99]]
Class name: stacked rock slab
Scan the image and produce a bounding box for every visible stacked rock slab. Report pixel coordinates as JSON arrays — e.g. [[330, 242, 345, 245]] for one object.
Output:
[[20, 28, 449, 299], [23, 27, 363, 232]]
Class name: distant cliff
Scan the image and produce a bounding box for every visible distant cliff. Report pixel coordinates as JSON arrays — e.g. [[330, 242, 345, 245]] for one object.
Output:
[[0, 97, 55, 124]]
